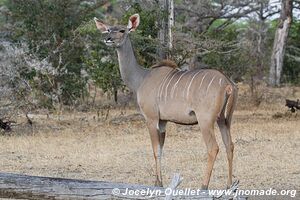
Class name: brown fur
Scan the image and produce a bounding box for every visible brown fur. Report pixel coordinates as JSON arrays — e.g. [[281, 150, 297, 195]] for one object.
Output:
[[95, 14, 238, 188], [225, 85, 233, 95], [152, 60, 178, 69]]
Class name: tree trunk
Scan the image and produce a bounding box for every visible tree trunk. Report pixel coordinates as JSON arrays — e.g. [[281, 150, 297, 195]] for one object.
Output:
[[113, 87, 118, 104], [167, 0, 174, 54], [0, 172, 247, 200], [158, 0, 167, 59], [269, 0, 293, 86], [158, 0, 174, 59], [0, 172, 162, 200]]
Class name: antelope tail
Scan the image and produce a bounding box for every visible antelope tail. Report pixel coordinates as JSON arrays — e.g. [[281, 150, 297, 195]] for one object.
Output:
[[224, 85, 238, 128]]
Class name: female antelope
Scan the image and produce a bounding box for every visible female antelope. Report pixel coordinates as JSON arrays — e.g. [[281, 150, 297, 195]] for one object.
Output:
[[94, 14, 238, 189]]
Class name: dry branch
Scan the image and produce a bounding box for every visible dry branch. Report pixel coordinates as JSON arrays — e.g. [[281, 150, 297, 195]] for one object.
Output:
[[0, 119, 11, 132], [0, 172, 247, 199], [285, 99, 300, 113], [164, 173, 183, 200]]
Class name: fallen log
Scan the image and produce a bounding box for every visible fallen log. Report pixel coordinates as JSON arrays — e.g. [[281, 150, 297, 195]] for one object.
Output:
[[285, 99, 300, 113], [0, 119, 11, 132], [0, 172, 247, 199]]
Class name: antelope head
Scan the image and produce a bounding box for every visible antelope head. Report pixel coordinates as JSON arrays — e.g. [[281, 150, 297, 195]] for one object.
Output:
[[94, 14, 140, 47]]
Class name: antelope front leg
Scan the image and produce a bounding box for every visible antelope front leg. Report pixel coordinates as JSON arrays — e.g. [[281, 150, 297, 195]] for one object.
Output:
[[147, 120, 165, 187]]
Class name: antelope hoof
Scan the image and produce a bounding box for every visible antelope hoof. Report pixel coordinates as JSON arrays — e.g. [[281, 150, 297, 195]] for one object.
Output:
[[226, 182, 232, 189], [227, 180, 239, 192], [201, 184, 208, 190], [155, 180, 163, 187]]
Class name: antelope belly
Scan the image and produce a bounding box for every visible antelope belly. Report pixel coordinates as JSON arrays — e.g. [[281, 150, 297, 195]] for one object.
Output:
[[158, 102, 198, 125]]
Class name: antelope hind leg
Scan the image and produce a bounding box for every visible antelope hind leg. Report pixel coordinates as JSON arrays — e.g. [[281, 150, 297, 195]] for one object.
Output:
[[198, 119, 219, 190], [217, 118, 234, 188]]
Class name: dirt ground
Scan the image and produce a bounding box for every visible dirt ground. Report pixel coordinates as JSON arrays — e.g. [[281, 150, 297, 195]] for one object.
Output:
[[0, 85, 299, 196]]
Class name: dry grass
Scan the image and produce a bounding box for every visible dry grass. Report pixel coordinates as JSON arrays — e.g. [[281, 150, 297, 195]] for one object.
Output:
[[0, 85, 300, 192]]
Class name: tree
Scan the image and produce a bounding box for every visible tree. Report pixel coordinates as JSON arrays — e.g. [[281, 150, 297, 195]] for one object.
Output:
[[170, 0, 262, 73], [237, 1, 276, 96], [283, 19, 300, 84], [157, 0, 174, 59], [80, 21, 124, 103], [7, 0, 107, 106], [0, 41, 52, 121], [269, 0, 293, 86], [81, 1, 159, 103]]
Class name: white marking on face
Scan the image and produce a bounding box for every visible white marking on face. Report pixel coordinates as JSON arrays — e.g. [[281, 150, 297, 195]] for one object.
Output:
[[170, 71, 188, 98], [186, 70, 203, 99], [164, 71, 181, 102], [206, 75, 216, 95], [158, 70, 176, 100]]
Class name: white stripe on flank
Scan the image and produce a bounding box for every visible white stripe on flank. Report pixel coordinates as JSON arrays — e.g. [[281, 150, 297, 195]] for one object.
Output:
[[219, 78, 223, 86], [198, 72, 209, 91], [182, 72, 193, 97], [206, 75, 216, 95], [186, 70, 203, 99], [164, 71, 181, 101], [170, 71, 189, 98], [158, 70, 176, 100]]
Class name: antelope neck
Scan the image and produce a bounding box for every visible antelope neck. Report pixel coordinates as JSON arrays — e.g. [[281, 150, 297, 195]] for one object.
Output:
[[116, 37, 149, 92]]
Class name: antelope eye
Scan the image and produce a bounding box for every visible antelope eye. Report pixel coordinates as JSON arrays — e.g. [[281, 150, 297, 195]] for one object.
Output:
[[119, 30, 125, 33]]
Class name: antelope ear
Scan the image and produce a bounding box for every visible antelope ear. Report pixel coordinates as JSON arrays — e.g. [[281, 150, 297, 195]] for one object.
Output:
[[94, 17, 109, 33], [127, 14, 140, 32]]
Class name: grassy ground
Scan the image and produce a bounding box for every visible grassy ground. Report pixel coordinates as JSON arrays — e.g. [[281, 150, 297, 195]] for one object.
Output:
[[0, 85, 299, 193]]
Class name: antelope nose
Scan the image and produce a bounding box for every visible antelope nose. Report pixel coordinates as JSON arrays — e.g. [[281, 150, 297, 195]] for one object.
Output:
[[106, 37, 112, 41]]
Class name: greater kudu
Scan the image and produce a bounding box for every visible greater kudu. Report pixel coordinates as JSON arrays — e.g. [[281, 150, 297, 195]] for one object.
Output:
[[94, 14, 238, 189]]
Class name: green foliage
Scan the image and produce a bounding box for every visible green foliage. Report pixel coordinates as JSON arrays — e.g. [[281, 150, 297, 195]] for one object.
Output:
[[86, 59, 123, 94], [121, 2, 159, 67], [83, 37, 124, 99], [80, 1, 159, 103], [200, 22, 247, 80], [2, 0, 299, 111], [6, 0, 100, 106], [283, 19, 300, 85], [121, 3, 158, 38], [79, 19, 124, 102]]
